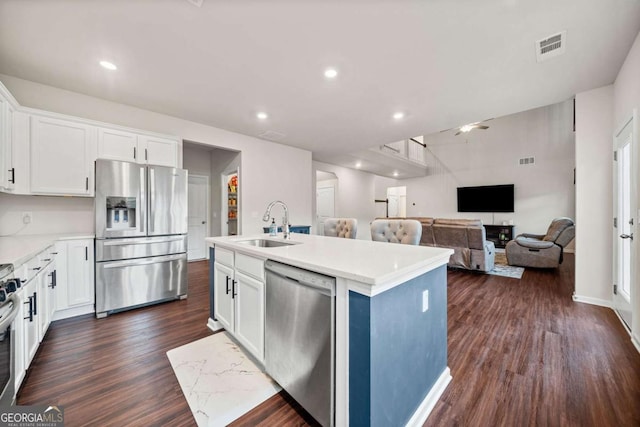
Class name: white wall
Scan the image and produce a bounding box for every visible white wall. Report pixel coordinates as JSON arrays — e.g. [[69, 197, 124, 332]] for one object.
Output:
[[313, 161, 397, 240], [183, 143, 213, 177], [574, 85, 614, 306], [613, 31, 640, 344], [402, 100, 576, 235], [0, 193, 94, 235], [0, 74, 313, 235]]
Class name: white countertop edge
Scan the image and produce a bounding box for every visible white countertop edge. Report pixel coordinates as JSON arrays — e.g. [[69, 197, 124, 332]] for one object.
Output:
[[0, 233, 96, 267], [206, 236, 454, 289], [346, 253, 452, 297]]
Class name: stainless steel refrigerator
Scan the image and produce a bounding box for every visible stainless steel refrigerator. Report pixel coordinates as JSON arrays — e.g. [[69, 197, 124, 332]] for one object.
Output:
[[94, 159, 188, 318]]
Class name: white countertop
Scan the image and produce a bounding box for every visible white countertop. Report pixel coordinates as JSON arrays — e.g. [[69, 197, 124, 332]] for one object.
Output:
[[0, 233, 95, 267], [206, 233, 453, 288]]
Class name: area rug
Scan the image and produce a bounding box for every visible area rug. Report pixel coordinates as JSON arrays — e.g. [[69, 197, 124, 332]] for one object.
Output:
[[167, 332, 281, 427], [488, 251, 525, 279]]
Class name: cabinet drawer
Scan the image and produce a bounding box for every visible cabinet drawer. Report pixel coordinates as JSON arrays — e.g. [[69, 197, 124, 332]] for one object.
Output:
[[215, 247, 234, 268], [235, 253, 265, 281]]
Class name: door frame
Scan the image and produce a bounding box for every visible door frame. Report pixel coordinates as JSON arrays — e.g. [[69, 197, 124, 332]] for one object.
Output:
[[222, 168, 240, 236], [187, 174, 210, 261], [612, 109, 638, 340]]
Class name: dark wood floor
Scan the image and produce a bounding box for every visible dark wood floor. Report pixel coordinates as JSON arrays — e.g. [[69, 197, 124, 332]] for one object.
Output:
[[18, 255, 640, 426]]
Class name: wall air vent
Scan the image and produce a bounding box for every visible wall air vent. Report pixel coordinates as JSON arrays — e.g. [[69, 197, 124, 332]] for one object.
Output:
[[518, 156, 535, 166], [258, 130, 286, 142], [536, 31, 566, 63]]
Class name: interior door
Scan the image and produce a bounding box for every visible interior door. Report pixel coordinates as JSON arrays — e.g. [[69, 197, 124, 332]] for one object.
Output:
[[613, 113, 637, 329], [316, 185, 335, 236], [187, 175, 209, 260]]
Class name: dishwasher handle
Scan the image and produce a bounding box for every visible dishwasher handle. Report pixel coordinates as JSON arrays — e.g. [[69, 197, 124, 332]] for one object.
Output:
[[265, 260, 335, 296]]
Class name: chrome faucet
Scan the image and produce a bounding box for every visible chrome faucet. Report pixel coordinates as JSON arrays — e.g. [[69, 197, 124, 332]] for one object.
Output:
[[262, 200, 290, 239]]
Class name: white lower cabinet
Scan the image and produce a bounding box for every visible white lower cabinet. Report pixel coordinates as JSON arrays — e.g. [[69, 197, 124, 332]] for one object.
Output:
[[234, 271, 265, 361], [22, 278, 39, 369], [213, 247, 265, 362], [54, 238, 95, 320], [214, 261, 235, 332]]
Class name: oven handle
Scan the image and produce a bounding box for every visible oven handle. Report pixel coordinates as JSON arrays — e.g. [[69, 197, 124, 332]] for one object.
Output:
[[100, 253, 185, 269], [0, 294, 22, 338]]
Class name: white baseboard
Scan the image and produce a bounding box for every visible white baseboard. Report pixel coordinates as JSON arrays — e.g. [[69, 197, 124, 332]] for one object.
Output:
[[406, 367, 452, 427], [632, 334, 640, 354], [572, 294, 612, 308], [207, 318, 224, 332], [52, 304, 94, 321]]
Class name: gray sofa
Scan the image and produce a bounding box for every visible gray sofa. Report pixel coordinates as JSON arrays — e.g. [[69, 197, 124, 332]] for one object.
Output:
[[383, 217, 495, 272]]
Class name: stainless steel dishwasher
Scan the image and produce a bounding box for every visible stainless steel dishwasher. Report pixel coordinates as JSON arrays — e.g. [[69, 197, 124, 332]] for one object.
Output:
[[265, 260, 335, 427]]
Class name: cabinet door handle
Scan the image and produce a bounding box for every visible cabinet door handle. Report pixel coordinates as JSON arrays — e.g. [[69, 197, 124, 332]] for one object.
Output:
[[86, 177, 89, 191], [53, 270, 57, 288], [43, 258, 51, 262], [33, 292, 37, 316], [32, 267, 41, 271], [145, 148, 148, 161], [8, 168, 15, 184], [134, 146, 137, 159], [232, 279, 237, 298], [225, 276, 230, 294], [24, 296, 33, 322], [85, 246, 88, 261]]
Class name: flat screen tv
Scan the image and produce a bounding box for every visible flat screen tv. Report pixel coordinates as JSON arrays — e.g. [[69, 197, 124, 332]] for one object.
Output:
[[457, 184, 514, 213]]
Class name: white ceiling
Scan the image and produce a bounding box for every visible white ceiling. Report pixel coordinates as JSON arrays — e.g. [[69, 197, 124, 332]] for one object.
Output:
[[1, 1, 639, 159]]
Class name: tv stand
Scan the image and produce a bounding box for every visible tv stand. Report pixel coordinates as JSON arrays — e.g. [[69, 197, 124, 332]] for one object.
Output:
[[485, 224, 515, 249]]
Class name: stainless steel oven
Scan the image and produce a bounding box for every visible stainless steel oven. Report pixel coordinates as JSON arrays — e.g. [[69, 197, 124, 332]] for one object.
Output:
[[0, 264, 20, 406]]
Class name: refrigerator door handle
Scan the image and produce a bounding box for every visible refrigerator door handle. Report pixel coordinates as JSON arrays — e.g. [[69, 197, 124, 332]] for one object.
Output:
[[101, 253, 185, 269], [140, 166, 147, 235], [102, 236, 185, 246], [149, 167, 155, 234]]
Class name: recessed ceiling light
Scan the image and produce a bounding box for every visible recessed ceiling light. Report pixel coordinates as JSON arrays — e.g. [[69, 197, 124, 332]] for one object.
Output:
[[393, 112, 405, 120], [256, 112, 268, 120], [393, 171, 399, 177], [324, 68, 338, 79], [99, 60, 117, 70], [355, 162, 362, 168]]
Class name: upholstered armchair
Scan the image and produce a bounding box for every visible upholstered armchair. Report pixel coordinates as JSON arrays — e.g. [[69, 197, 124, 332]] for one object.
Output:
[[505, 217, 575, 268], [324, 218, 358, 239], [370, 219, 422, 245]]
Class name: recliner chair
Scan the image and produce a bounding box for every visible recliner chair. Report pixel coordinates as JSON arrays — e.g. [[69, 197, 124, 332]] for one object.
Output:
[[505, 217, 575, 268], [324, 218, 358, 239], [370, 219, 422, 245]]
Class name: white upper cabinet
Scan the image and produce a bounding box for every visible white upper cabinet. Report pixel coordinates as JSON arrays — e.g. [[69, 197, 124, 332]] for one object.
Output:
[[0, 87, 16, 191], [97, 128, 179, 167], [30, 115, 97, 196], [97, 127, 138, 162], [137, 134, 179, 167]]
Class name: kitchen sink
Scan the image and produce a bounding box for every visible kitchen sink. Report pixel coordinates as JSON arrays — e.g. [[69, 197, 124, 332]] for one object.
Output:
[[236, 239, 300, 248]]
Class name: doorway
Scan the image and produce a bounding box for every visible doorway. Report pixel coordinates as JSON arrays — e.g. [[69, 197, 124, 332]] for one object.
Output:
[[187, 175, 209, 260], [387, 186, 407, 217], [613, 111, 637, 329], [222, 169, 239, 236], [316, 171, 337, 235]]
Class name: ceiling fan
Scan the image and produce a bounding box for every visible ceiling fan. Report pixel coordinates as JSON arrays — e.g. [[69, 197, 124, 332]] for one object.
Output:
[[454, 122, 489, 136], [439, 118, 493, 136]]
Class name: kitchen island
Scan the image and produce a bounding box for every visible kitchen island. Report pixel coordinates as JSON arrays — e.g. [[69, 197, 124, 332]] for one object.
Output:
[[206, 233, 453, 427]]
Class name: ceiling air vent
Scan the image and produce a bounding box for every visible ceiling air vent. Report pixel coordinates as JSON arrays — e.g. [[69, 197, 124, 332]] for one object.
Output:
[[536, 31, 566, 63], [518, 156, 535, 166], [258, 130, 286, 142]]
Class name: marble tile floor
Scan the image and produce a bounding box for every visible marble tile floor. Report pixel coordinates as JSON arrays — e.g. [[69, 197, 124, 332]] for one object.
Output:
[[167, 332, 281, 427]]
